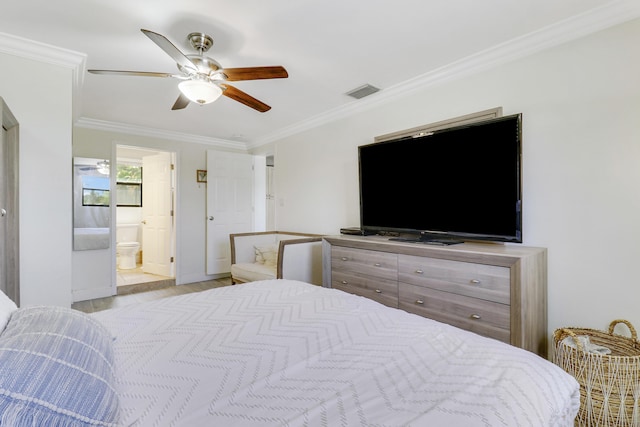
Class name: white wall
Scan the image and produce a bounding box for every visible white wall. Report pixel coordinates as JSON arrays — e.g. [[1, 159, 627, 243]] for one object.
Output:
[[267, 19, 640, 340], [117, 207, 142, 226], [0, 52, 74, 306]]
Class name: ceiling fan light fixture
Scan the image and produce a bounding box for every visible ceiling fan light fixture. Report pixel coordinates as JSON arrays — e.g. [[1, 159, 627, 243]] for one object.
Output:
[[97, 160, 110, 175], [91, 30, 287, 112], [178, 79, 223, 105]]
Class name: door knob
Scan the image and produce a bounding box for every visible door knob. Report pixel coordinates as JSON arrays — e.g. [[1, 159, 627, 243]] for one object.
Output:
[[141, 220, 147, 224], [208, 216, 214, 221], [0, 209, 6, 217]]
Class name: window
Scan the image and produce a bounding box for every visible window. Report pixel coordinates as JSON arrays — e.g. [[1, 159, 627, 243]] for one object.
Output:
[[116, 164, 142, 207], [116, 183, 141, 207], [81, 176, 110, 207], [82, 188, 110, 206]]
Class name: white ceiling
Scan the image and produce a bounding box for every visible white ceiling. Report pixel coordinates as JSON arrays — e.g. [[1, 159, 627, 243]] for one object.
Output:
[[1, 0, 638, 149]]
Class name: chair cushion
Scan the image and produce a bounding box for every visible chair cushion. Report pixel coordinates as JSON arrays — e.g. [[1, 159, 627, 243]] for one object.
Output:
[[231, 262, 277, 282], [254, 246, 265, 264], [254, 244, 278, 267]]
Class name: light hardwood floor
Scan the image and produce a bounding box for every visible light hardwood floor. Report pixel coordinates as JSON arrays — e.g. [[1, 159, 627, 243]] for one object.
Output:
[[116, 265, 174, 290], [72, 277, 233, 314]]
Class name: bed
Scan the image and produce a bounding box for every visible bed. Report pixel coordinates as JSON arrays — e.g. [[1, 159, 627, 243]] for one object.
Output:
[[0, 279, 579, 426], [73, 227, 110, 250]]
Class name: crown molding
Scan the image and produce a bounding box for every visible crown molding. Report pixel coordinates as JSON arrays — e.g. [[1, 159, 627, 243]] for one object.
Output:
[[0, 32, 86, 70], [250, 0, 640, 148], [0, 32, 86, 121], [75, 117, 247, 150]]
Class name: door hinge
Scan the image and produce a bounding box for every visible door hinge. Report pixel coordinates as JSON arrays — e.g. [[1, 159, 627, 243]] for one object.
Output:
[[170, 257, 174, 263], [171, 164, 175, 170]]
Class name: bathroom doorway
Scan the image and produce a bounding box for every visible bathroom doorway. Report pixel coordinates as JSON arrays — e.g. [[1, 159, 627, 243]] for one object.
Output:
[[115, 145, 176, 294]]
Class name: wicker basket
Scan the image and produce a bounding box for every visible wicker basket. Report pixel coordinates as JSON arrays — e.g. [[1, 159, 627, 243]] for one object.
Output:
[[554, 320, 640, 426]]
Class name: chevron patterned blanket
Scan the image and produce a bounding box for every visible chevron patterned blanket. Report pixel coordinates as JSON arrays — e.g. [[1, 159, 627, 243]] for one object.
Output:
[[92, 279, 579, 426]]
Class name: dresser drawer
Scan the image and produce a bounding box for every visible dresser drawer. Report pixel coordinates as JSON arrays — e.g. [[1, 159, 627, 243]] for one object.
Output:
[[332, 270, 398, 308], [398, 283, 510, 343], [332, 246, 397, 281], [398, 255, 510, 304]]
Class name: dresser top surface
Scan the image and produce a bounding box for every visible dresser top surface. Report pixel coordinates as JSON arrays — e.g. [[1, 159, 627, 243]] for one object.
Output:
[[323, 235, 546, 261]]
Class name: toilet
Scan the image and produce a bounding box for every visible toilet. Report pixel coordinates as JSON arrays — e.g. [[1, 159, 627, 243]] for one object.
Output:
[[116, 223, 140, 270]]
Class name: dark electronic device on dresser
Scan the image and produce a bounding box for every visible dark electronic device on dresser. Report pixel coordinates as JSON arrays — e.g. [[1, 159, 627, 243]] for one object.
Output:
[[340, 227, 378, 236], [340, 227, 364, 235], [358, 113, 522, 244]]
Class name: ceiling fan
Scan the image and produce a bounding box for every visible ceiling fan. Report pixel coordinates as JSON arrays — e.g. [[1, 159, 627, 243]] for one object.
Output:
[[88, 29, 288, 112], [78, 160, 110, 175]]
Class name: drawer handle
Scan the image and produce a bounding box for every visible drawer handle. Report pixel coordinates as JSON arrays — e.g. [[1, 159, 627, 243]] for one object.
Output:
[[415, 269, 424, 275], [470, 314, 481, 320], [470, 279, 481, 285], [375, 289, 382, 294], [341, 280, 348, 285], [374, 262, 381, 267], [415, 299, 424, 305], [341, 257, 348, 261]]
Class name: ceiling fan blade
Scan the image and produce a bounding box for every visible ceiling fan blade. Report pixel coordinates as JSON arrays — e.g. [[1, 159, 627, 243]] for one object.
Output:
[[141, 29, 197, 71], [171, 93, 190, 110], [88, 70, 176, 78], [222, 66, 288, 81], [221, 84, 271, 112]]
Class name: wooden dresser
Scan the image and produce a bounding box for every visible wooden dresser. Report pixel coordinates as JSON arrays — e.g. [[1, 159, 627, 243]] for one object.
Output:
[[322, 235, 547, 357]]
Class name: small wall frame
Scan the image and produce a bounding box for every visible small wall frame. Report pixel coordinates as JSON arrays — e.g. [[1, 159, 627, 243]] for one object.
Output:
[[197, 169, 207, 183]]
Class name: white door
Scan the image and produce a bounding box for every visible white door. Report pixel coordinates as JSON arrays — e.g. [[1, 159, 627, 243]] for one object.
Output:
[[206, 151, 254, 275], [142, 152, 174, 277]]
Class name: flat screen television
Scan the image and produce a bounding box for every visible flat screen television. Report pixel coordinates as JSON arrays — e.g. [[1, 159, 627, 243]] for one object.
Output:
[[358, 113, 522, 244]]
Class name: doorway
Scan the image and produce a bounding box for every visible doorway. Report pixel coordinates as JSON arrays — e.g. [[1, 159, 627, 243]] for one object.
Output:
[[115, 145, 176, 294], [0, 98, 19, 305]]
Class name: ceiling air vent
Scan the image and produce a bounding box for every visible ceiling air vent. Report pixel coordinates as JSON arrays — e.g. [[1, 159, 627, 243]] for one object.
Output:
[[345, 84, 380, 99]]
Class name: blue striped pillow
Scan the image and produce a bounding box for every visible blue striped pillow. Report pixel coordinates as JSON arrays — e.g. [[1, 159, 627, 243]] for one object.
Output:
[[0, 306, 119, 426]]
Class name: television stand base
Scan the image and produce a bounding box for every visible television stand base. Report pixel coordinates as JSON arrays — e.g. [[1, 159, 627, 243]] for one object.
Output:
[[388, 237, 462, 246]]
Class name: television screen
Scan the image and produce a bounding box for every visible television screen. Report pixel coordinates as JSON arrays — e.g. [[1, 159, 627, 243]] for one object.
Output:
[[358, 113, 522, 244]]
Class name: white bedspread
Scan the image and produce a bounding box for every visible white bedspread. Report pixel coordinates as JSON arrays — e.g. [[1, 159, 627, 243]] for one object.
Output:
[[73, 227, 109, 250], [92, 279, 579, 426]]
